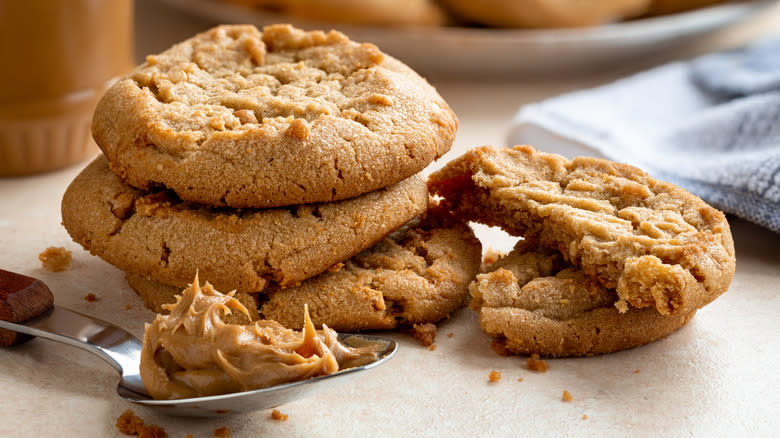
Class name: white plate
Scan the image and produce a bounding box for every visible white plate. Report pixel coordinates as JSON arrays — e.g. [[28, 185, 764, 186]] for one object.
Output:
[[161, 0, 777, 76]]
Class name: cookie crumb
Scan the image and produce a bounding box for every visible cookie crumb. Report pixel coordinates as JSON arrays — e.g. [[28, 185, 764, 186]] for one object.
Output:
[[428, 344, 437, 351], [490, 338, 512, 357], [125, 304, 132, 310], [367, 93, 393, 106], [582, 414, 588, 420], [84, 293, 99, 302], [517, 377, 524, 382], [38, 246, 72, 272], [526, 354, 548, 373], [271, 409, 289, 421], [214, 426, 231, 437], [116, 409, 144, 435], [447, 332, 454, 338], [233, 109, 258, 125], [142, 425, 167, 438], [115, 409, 167, 437], [326, 262, 344, 273], [287, 118, 310, 140], [634, 369, 641, 374], [488, 370, 501, 382], [110, 192, 136, 219], [562, 390, 573, 402], [410, 323, 437, 347]]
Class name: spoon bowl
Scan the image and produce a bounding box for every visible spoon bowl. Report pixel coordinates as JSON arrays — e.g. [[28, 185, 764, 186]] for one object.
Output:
[[120, 333, 395, 416], [0, 269, 397, 416]]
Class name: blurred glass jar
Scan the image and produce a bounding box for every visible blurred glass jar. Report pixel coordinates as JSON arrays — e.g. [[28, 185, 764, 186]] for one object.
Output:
[[0, 0, 134, 176]]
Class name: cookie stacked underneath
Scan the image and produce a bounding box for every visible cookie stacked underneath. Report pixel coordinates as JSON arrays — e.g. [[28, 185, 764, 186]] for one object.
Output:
[[62, 24, 481, 331], [429, 145, 736, 357]]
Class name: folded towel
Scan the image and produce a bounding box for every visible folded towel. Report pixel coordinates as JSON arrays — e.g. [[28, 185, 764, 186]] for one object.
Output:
[[508, 36, 780, 233]]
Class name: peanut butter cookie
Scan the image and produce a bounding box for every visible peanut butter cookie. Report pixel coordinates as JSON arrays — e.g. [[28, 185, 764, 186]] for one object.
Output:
[[647, 0, 729, 15], [126, 204, 482, 331], [437, 0, 650, 28], [62, 155, 428, 293], [92, 24, 456, 208], [429, 145, 735, 316], [471, 239, 695, 357]]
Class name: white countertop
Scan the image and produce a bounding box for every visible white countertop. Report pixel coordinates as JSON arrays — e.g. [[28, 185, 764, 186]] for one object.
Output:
[[1, 1, 779, 436]]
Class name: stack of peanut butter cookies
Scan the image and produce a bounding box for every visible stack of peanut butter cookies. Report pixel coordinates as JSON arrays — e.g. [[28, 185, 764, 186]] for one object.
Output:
[[62, 24, 481, 331], [429, 145, 736, 357]]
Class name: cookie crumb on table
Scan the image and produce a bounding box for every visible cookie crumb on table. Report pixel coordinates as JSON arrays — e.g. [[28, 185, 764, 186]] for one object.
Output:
[[271, 409, 289, 421], [38, 246, 72, 272], [428, 344, 437, 351], [214, 426, 231, 437], [411, 323, 437, 347], [582, 414, 589, 420], [526, 354, 549, 373], [488, 370, 501, 382], [83, 293, 99, 302], [562, 390, 573, 402], [116, 410, 144, 435], [634, 369, 641, 374], [115, 409, 167, 437]]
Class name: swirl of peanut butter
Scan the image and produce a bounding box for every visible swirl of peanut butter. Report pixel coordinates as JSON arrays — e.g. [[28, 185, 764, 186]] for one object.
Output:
[[140, 274, 379, 400]]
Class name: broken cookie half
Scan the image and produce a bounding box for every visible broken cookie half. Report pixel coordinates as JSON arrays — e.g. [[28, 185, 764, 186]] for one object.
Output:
[[430, 145, 734, 357], [470, 239, 695, 357], [429, 144, 735, 317]]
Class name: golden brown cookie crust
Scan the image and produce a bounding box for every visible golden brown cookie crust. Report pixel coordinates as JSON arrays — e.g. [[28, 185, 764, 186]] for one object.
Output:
[[437, 0, 650, 28], [470, 239, 696, 357], [92, 24, 456, 208], [126, 205, 482, 331], [429, 145, 735, 316], [62, 155, 428, 292]]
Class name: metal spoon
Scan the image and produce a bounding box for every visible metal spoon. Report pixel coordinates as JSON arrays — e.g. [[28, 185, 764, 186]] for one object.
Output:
[[0, 269, 397, 417]]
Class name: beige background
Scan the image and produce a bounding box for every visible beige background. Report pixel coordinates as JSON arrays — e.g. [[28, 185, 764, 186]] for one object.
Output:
[[1, 0, 779, 436]]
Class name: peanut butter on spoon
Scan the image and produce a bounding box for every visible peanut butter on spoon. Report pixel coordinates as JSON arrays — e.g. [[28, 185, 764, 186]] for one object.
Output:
[[140, 274, 380, 400]]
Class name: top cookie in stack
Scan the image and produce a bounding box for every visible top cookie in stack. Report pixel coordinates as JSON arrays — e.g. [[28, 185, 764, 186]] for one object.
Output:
[[92, 24, 456, 208], [62, 24, 480, 331]]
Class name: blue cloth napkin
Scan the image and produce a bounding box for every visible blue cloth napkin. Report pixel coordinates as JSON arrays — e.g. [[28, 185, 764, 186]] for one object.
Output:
[[508, 36, 780, 233]]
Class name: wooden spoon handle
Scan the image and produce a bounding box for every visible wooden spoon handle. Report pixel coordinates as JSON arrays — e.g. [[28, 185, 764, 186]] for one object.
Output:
[[0, 269, 54, 346]]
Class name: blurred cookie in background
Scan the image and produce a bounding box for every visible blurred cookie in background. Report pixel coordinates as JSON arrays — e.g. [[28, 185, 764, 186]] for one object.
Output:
[[646, 0, 732, 15], [384, 0, 651, 28], [223, 0, 450, 26]]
